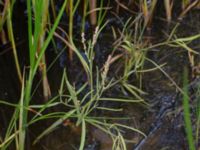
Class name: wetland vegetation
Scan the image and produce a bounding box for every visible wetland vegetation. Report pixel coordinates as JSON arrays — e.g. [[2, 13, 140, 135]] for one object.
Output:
[[0, 0, 200, 149]]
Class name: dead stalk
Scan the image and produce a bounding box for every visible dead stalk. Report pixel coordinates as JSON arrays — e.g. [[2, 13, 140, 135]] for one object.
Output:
[[0, 30, 7, 44], [179, 0, 200, 20], [164, 0, 173, 22], [37, 0, 51, 101], [89, 0, 97, 26]]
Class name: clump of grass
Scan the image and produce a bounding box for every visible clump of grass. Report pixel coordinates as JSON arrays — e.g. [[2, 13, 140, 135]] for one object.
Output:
[[33, 66, 146, 149], [31, 16, 147, 148], [111, 16, 148, 101], [31, 7, 148, 149], [115, 0, 199, 24], [0, 1, 69, 150], [2, 0, 200, 149], [0, 1, 147, 149]]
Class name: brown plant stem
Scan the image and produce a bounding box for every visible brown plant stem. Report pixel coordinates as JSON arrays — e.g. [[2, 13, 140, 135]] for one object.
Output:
[[89, 0, 97, 26], [37, 0, 51, 101]]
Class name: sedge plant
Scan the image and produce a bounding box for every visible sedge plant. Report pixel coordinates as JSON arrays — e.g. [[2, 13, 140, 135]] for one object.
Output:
[[33, 4, 146, 149], [34, 42, 146, 150], [0, 1, 68, 150], [111, 16, 148, 102]]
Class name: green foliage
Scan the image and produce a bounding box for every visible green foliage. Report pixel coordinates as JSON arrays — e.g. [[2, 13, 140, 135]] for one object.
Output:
[[183, 68, 200, 150], [183, 69, 195, 150], [1, 1, 199, 150]]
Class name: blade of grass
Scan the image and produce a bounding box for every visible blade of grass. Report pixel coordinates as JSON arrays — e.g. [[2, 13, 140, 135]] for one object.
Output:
[[7, 0, 22, 83], [79, 119, 86, 150], [183, 68, 195, 150], [33, 109, 75, 145]]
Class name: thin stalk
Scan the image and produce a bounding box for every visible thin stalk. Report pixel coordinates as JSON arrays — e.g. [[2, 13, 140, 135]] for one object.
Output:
[[19, 71, 25, 150], [164, 0, 173, 22], [39, 0, 51, 100], [50, 0, 56, 20], [183, 68, 195, 150], [141, 0, 157, 28], [68, 0, 73, 60], [7, 0, 22, 83], [182, 0, 190, 10], [0, 29, 7, 44], [81, 0, 89, 33], [179, 0, 200, 20], [195, 85, 200, 144], [27, 0, 34, 68], [79, 119, 86, 150], [89, 0, 97, 26]]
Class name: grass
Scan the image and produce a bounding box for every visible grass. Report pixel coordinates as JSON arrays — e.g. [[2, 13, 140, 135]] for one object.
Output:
[[183, 68, 200, 150], [2, 0, 69, 149], [164, 0, 173, 22], [0, 0, 22, 82], [141, 0, 157, 28], [23, 37, 147, 148], [1, 1, 146, 149], [34, 0, 52, 100], [0, 0, 200, 149], [183, 68, 195, 150], [32, 68, 146, 149]]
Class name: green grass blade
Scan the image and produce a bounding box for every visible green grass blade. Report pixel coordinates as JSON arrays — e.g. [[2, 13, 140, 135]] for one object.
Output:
[[183, 68, 195, 150], [79, 119, 86, 150], [33, 0, 68, 76], [27, 0, 34, 68], [33, 109, 75, 145]]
